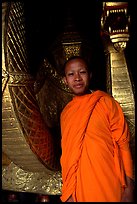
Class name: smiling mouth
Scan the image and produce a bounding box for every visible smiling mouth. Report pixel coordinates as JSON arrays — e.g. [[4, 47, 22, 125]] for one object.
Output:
[[74, 84, 84, 88]]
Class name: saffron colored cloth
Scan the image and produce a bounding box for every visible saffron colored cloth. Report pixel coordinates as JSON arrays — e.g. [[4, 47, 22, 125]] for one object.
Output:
[[60, 90, 133, 202]]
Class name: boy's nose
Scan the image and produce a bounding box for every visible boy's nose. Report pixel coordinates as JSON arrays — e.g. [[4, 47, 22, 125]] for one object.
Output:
[[75, 73, 81, 81]]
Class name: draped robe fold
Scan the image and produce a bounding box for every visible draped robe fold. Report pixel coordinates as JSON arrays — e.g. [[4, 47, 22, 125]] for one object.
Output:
[[60, 90, 133, 202]]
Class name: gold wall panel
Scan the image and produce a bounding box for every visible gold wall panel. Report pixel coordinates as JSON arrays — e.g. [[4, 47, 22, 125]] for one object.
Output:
[[101, 2, 135, 174], [2, 1, 62, 194]]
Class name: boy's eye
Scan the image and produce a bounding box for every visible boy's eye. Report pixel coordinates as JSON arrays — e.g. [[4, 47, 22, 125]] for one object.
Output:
[[80, 71, 86, 74], [68, 73, 74, 76]]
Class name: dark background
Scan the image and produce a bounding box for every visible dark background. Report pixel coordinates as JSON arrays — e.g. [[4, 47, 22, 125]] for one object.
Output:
[[23, 0, 136, 91], [24, 0, 103, 78]]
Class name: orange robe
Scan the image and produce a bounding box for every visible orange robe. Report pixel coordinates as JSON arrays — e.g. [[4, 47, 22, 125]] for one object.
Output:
[[60, 90, 133, 202]]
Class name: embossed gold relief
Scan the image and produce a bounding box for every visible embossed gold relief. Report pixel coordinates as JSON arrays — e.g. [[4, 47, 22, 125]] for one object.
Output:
[[2, 3, 9, 95], [2, 1, 62, 194], [2, 162, 62, 195], [101, 2, 130, 52], [101, 2, 135, 173], [63, 44, 81, 60], [2, 1, 57, 171]]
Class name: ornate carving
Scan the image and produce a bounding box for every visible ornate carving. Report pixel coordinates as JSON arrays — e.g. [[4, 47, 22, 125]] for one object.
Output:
[[101, 2, 130, 52], [101, 2, 135, 175], [2, 2, 62, 194]]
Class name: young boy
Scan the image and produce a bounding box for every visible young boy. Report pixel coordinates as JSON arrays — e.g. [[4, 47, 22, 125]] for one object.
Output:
[[60, 56, 134, 202]]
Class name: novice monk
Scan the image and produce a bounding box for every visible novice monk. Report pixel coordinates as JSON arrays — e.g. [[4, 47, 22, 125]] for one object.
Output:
[[60, 56, 134, 202]]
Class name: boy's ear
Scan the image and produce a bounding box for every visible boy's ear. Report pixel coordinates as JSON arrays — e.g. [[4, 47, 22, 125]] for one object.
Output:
[[63, 76, 67, 85]]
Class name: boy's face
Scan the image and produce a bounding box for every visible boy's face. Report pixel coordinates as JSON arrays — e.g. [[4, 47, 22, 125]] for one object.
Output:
[[63, 58, 92, 96]]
